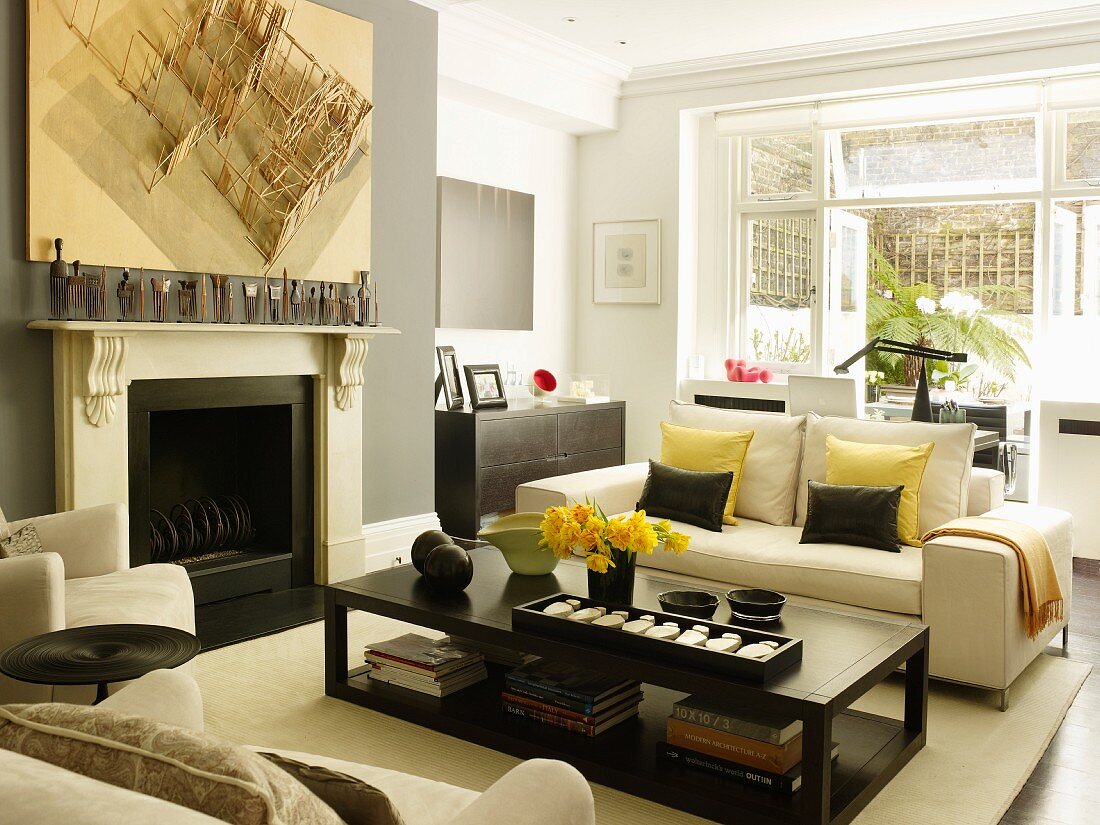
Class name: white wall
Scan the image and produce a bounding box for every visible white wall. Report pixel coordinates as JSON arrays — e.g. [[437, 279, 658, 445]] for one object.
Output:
[[575, 36, 1100, 463], [436, 97, 578, 384]]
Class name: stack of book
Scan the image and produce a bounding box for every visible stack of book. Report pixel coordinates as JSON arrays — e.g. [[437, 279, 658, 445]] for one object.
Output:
[[365, 634, 487, 697], [450, 636, 536, 669], [659, 696, 836, 794], [502, 660, 642, 736]]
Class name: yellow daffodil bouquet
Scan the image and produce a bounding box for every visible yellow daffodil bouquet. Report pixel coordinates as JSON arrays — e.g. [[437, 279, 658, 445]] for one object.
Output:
[[538, 500, 691, 574]]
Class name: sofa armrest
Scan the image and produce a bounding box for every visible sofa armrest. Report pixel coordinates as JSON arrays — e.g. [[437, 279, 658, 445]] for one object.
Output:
[[922, 504, 1072, 690], [516, 463, 649, 515], [98, 669, 205, 732], [0, 554, 66, 703], [7, 504, 128, 579], [448, 759, 594, 825], [967, 468, 1005, 515]]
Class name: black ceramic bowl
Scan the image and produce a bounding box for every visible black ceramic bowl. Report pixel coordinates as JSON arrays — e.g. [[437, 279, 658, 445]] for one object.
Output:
[[726, 588, 787, 622], [657, 590, 720, 619]]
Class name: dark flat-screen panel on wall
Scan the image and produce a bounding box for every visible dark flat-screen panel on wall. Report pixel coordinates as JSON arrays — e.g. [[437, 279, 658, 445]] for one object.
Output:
[[437, 176, 534, 331]]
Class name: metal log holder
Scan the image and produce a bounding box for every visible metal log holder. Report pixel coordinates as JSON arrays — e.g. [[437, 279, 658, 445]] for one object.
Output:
[[149, 495, 256, 565]]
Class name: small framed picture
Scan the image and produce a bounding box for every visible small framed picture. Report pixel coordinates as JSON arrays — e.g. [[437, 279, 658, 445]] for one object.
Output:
[[593, 219, 661, 305], [463, 364, 508, 410], [435, 346, 464, 410]]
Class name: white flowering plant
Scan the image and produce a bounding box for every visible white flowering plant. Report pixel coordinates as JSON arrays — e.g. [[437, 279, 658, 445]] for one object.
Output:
[[867, 250, 1030, 387]]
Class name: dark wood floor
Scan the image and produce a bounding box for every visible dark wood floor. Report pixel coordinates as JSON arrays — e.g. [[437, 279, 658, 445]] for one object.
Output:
[[1000, 560, 1100, 825]]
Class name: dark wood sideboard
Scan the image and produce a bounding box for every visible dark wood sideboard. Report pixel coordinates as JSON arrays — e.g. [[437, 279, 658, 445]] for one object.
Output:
[[435, 400, 626, 538]]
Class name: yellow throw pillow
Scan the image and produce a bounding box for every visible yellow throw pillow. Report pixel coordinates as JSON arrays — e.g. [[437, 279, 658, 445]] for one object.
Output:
[[660, 421, 754, 525], [824, 434, 934, 547]]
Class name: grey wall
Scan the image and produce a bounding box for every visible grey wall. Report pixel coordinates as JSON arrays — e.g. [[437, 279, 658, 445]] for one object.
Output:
[[0, 0, 439, 525]]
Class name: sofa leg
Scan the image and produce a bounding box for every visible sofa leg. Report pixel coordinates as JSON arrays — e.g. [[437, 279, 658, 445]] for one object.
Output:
[[1062, 625, 1070, 650], [998, 688, 1010, 712]]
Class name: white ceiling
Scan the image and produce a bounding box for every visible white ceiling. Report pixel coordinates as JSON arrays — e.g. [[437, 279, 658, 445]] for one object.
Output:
[[441, 0, 1100, 70]]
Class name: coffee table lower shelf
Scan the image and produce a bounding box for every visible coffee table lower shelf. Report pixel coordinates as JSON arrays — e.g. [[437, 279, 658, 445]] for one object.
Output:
[[330, 662, 921, 825]]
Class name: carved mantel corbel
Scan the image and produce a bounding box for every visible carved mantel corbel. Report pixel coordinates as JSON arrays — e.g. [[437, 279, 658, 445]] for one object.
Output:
[[81, 331, 131, 427], [334, 334, 370, 411]]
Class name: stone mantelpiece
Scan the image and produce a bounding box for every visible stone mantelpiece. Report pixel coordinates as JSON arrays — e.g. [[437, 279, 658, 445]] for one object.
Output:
[[29, 320, 400, 584]]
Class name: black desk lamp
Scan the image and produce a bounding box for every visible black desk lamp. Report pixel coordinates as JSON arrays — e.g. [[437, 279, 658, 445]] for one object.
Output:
[[833, 337, 967, 423]]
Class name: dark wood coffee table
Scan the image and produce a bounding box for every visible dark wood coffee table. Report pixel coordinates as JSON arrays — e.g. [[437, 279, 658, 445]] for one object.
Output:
[[325, 548, 927, 825]]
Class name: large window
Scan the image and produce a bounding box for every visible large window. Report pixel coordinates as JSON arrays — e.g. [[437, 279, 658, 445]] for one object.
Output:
[[719, 77, 1100, 398]]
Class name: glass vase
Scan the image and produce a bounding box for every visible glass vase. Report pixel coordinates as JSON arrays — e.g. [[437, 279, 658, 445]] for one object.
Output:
[[587, 547, 637, 606], [866, 383, 880, 403]]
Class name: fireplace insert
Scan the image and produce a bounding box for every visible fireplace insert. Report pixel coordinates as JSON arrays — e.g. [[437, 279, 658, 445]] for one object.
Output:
[[128, 376, 314, 605]]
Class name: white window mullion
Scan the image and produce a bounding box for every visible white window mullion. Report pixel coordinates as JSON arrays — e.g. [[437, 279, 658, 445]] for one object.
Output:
[[811, 116, 828, 375]]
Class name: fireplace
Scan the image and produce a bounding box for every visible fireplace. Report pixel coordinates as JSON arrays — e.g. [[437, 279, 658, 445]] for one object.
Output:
[[29, 320, 398, 585], [127, 377, 313, 605]]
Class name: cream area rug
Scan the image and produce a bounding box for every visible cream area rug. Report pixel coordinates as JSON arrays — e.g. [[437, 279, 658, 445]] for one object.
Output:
[[194, 612, 1090, 825]]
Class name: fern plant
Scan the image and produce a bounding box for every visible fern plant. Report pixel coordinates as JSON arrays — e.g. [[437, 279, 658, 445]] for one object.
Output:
[[866, 249, 1031, 386]]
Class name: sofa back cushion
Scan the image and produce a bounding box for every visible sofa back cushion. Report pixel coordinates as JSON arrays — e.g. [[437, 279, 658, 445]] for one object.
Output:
[[668, 402, 805, 525], [795, 415, 976, 535], [0, 703, 343, 825]]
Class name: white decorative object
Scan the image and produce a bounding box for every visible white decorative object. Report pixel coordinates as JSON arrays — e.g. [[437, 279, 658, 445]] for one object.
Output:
[[645, 623, 681, 640], [543, 602, 574, 618], [622, 617, 655, 634], [570, 607, 604, 623], [593, 219, 661, 305], [612, 610, 629, 619], [675, 628, 708, 646], [592, 614, 625, 629], [706, 633, 742, 653], [566, 599, 582, 609], [735, 640, 780, 660]]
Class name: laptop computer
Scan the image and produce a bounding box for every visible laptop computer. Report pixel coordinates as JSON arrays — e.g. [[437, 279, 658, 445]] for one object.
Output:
[[787, 375, 858, 418]]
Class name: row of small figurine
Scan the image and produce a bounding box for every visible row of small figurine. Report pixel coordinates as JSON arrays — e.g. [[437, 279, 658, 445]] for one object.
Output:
[[542, 600, 781, 660], [47, 238, 380, 326]]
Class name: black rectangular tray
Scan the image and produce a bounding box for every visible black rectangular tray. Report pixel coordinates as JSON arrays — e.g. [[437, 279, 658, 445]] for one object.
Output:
[[512, 593, 802, 683]]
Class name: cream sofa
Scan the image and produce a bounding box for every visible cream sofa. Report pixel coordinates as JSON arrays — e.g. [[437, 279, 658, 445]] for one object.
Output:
[[517, 402, 1073, 706], [0, 669, 595, 825], [0, 503, 195, 704]]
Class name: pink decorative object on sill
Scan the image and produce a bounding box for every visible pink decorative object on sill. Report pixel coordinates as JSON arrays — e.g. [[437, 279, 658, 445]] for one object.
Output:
[[724, 359, 773, 383]]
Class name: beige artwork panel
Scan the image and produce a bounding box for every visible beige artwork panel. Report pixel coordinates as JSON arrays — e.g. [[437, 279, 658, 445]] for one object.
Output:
[[28, 0, 373, 282]]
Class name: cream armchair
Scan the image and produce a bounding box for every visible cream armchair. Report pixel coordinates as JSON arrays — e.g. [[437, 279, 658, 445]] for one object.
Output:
[[0, 503, 195, 704]]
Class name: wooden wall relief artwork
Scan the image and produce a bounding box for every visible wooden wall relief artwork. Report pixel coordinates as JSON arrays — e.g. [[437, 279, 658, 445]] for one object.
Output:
[[29, 1, 374, 282]]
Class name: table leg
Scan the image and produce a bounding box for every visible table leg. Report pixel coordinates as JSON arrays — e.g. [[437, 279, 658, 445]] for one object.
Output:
[[904, 637, 929, 736], [94, 682, 109, 705], [800, 696, 833, 825], [324, 588, 349, 695]]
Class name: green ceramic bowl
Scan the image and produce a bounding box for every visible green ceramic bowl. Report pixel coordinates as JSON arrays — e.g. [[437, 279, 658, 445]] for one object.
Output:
[[478, 513, 560, 576]]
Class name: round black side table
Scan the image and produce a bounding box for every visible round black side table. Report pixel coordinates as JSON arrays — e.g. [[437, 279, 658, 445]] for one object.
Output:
[[0, 624, 200, 704]]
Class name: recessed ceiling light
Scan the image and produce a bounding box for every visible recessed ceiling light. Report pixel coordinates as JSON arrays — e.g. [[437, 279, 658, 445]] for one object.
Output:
[[562, 17, 577, 23]]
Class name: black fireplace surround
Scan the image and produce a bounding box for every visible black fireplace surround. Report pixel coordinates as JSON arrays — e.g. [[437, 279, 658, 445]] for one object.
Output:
[[128, 377, 314, 606]]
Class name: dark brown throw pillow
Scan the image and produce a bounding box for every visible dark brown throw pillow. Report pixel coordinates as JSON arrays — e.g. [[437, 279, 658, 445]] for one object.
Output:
[[636, 460, 734, 532], [260, 752, 405, 825], [800, 480, 903, 553]]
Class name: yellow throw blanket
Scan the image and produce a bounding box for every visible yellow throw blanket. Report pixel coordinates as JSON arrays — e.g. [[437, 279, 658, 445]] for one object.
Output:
[[922, 516, 1064, 640]]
